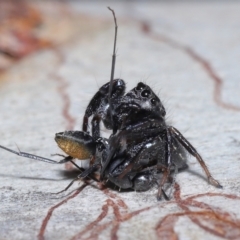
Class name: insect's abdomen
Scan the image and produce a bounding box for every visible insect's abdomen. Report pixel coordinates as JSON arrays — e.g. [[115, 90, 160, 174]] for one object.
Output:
[[55, 131, 96, 159]]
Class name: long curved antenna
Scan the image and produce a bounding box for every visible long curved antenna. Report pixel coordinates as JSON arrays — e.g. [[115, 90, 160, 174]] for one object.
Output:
[[0, 145, 71, 164], [0, 144, 101, 183], [107, 7, 118, 119]]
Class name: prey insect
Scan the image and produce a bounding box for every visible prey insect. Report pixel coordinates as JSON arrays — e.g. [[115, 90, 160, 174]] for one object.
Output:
[[0, 7, 222, 200]]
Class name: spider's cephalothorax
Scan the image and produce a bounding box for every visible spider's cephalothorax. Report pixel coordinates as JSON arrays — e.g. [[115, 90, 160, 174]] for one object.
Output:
[[82, 81, 166, 137], [0, 7, 222, 200]]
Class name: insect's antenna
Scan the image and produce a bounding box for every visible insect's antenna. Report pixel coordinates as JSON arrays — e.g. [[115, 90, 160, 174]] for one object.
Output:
[[107, 7, 118, 113]]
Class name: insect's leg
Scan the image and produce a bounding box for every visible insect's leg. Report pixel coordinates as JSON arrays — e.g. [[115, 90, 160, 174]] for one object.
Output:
[[168, 126, 222, 188], [65, 156, 100, 182], [51, 153, 67, 158], [67, 160, 100, 183], [81, 7, 123, 135], [53, 163, 101, 194], [0, 145, 73, 164], [107, 7, 118, 125], [79, 163, 101, 179], [53, 177, 79, 194], [52, 153, 95, 173], [51, 154, 75, 164]]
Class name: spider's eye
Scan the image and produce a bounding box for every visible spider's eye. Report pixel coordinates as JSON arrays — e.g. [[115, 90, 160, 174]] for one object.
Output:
[[136, 82, 145, 91], [98, 143, 105, 152], [113, 85, 124, 94], [151, 98, 157, 105], [141, 89, 151, 98], [162, 107, 166, 116]]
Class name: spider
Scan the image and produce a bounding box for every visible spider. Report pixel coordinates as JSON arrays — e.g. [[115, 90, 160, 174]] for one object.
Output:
[[0, 8, 222, 200]]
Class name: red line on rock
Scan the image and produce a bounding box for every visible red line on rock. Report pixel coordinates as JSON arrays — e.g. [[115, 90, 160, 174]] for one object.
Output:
[[70, 200, 109, 240], [38, 184, 87, 240], [140, 21, 240, 112], [52, 48, 76, 130], [51, 48, 77, 170], [155, 183, 240, 239]]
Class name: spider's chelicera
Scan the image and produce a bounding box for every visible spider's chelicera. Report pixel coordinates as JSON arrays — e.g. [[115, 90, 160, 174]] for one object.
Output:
[[0, 7, 222, 200]]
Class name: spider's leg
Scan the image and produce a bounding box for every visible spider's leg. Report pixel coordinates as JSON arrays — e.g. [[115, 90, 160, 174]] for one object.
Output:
[[91, 115, 101, 140], [132, 167, 159, 192], [82, 80, 125, 138], [157, 128, 172, 200], [82, 90, 104, 133], [0, 145, 73, 164], [166, 163, 178, 199], [82, 114, 90, 133], [168, 126, 222, 188], [117, 136, 163, 179], [161, 188, 170, 201], [100, 119, 163, 179]]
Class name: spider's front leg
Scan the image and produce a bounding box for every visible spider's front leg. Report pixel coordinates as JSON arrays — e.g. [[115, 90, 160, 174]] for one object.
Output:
[[100, 118, 165, 179], [157, 128, 173, 200], [168, 126, 222, 188], [82, 79, 125, 140]]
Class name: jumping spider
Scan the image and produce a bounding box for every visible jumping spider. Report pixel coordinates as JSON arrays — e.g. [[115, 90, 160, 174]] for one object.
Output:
[[0, 8, 222, 200]]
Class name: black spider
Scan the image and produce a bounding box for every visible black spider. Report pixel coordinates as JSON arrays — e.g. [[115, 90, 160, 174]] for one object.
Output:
[[0, 7, 222, 200]]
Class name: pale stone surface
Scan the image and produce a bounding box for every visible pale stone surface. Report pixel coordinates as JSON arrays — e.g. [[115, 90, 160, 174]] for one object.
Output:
[[0, 2, 240, 240]]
